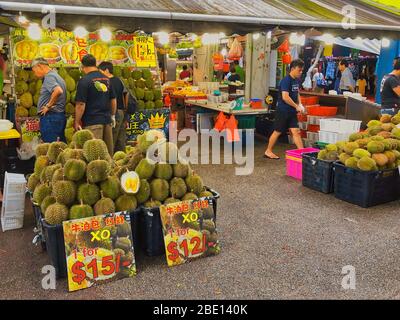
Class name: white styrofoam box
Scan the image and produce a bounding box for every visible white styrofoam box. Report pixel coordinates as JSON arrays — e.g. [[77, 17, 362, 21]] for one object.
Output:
[[1, 216, 24, 232], [319, 131, 351, 144], [319, 118, 362, 133], [307, 115, 334, 125], [307, 131, 319, 142], [298, 122, 307, 130]]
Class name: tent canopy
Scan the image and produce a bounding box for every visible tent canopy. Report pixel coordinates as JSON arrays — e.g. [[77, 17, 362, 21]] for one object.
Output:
[[312, 36, 381, 55], [1, 0, 400, 37]]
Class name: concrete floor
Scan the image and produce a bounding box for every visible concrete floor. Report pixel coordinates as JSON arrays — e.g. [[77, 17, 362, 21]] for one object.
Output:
[[1, 140, 400, 299]]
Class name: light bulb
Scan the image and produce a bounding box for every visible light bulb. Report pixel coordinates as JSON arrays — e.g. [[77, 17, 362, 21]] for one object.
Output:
[[99, 27, 112, 42], [155, 31, 169, 45], [382, 38, 391, 48], [74, 26, 88, 38], [27, 23, 42, 40]]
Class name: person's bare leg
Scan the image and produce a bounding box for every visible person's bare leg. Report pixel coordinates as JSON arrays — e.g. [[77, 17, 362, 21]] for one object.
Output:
[[265, 131, 281, 158], [290, 128, 304, 149]]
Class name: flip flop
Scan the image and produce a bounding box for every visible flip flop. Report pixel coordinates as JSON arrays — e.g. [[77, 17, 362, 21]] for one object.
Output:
[[263, 154, 280, 160]]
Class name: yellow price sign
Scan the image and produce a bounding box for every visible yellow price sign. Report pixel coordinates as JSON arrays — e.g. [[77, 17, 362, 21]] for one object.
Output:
[[133, 36, 157, 68]]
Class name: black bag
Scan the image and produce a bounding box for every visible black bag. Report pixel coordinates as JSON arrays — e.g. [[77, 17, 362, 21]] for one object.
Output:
[[126, 91, 137, 115]]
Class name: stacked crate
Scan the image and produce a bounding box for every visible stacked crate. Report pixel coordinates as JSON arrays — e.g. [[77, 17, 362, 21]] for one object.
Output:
[[319, 118, 362, 144]]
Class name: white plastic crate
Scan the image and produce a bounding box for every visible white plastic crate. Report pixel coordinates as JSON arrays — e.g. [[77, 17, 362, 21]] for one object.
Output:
[[298, 122, 307, 130], [319, 118, 362, 133], [319, 131, 351, 144], [1, 216, 24, 232], [1, 172, 26, 231], [307, 115, 334, 126], [307, 131, 319, 142]]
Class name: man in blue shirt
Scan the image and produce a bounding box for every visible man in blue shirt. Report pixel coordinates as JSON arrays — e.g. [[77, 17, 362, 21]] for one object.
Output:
[[31, 57, 67, 142], [75, 54, 117, 156], [264, 59, 305, 159]]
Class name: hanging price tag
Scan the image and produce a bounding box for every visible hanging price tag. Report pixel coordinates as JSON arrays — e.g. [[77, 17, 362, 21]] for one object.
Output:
[[159, 198, 220, 267]]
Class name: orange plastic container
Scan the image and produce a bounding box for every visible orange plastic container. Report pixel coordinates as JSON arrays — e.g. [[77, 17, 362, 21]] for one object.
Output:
[[297, 113, 308, 122], [307, 124, 320, 132], [300, 130, 307, 138], [306, 106, 338, 116], [300, 96, 319, 106], [250, 99, 263, 109]]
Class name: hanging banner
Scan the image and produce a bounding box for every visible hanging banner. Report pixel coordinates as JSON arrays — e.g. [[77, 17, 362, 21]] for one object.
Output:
[[159, 198, 220, 267], [62, 211, 136, 292], [11, 29, 157, 68], [126, 108, 170, 141], [133, 36, 157, 68]]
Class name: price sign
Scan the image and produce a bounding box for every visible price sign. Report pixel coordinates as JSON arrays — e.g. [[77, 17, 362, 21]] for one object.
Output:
[[133, 36, 157, 68], [159, 198, 220, 267], [63, 212, 136, 292]]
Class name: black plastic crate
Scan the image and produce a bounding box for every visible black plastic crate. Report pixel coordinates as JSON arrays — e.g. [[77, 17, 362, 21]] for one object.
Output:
[[302, 152, 334, 194], [333, 162, 400, 208], [138, 187, 220, 257], [39, 208, 140, 279]]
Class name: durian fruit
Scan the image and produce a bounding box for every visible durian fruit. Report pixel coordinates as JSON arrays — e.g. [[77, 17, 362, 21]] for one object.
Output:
[[136, 179, 150, 204], [72, 129, 94, 149], [367, 141, 385, 154], [115, 194, 137, 212], [199, 190, 213, 198], [126, 152, 144, 171], [343, 142, 359, 155], [367, 120, 382, 128], [83, 139, 110, 162], [372, 153, 389, 167], [86, 160, 111, 183], [15, 106, 28, 117], [47, 141, 68, 163], [170, 177, 187, 199], [202, 219, 216, 233], [339, 153, 351, 165], [27, 173, 40, 193], [154, 163, 173, 180], [357, 156, 377, 171], [164, 197, 180, 205], [77, 183, 100, 206], [113, 151, 126, 161], [202, 206, 214, 219], [182, 192, 198, 201], [370, 135, 384, 142], [349, 132, 363, 142], [144, 199, 162, 208], [94, 194, 116, 215], [353, 148, 371, 159], [69, 201, 94, 220], [150, 178, 169, 202], [384, 150, 396, 164], [115, 237, 132, 253], [40, 164, 62, 183], [380, 114, 392, 123], [100, 176, 121, 200], [35, 143, 50, 157], [52, 168, 64, 185], [52, 180, 77, 206], [34, 155, 50, 175], [185, 174, 204, 196], [135, 158, 155, 179], [45, 203, 69, 225], [345, 157, 358, 169], [40, 196, 56, 214], [136, 129, 165, 153], [117, 222, 131, 237], [173, 162, 190, 178], [33, 183, 52, 205], [64, 159, 86, 181]]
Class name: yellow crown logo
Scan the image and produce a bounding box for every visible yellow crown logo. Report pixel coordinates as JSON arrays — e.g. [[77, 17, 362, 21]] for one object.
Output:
[[148, 113, 166, 129]]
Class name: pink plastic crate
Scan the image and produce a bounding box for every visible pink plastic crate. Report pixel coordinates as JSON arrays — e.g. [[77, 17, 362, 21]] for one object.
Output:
[[285, 148, 319, 180]]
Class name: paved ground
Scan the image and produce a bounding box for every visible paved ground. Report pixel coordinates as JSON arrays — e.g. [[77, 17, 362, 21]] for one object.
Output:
[[1, 139, 400, 300]]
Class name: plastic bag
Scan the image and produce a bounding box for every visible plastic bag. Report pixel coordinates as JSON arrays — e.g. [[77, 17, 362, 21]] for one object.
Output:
[[17, 136, 39, 160], [214, 111, 227, 132], [225, 115, 240, 143], [228, 38, 243, 60]]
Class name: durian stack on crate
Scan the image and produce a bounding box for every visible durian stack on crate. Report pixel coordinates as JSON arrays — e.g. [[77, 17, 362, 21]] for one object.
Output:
[[313, 113, 400, 207], [28, 126, 219, 264]]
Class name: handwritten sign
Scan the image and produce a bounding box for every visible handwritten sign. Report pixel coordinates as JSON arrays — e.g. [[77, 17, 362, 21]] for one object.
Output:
[[63, 212, 136, 292], [133, 36, 157, 68], [160, 198, 220, 267]]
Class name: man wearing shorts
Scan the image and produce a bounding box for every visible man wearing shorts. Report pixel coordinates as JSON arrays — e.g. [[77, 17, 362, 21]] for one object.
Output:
[[265, 59, 305, 159]]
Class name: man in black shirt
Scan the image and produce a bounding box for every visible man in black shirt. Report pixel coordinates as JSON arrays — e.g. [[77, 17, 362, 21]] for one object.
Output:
[[98, 61, 128, 153], [75, 54, 116, 155], [380, 58, 400, 113]]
